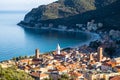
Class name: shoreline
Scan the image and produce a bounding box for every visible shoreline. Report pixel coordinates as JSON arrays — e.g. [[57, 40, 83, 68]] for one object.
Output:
[[0, 24, 100, 62], [19, 24, 101, 48]]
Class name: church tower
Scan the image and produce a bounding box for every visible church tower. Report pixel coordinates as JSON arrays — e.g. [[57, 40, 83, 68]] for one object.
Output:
[[56, 44, 61, 55], [98, 47, 103, 62], [35, 49, 40, 59]]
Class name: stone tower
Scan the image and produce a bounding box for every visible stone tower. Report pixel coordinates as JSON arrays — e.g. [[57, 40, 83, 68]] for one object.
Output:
[[35, 49, 40, 59], [90, 53, 93, 61], [98, 47, 103, 62], [56, 44, 61, 55]]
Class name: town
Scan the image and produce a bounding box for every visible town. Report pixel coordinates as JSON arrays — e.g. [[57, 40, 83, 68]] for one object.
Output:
[[1, 20, 120, 80], [1, 42, 120, 80], [0, 0, 120, 79]]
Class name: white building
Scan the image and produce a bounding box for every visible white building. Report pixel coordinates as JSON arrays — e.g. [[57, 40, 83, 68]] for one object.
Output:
[[56, 44, 61, 55]]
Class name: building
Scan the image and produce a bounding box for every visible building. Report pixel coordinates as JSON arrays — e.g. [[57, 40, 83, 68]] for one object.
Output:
[[90, 53, 93, 61], [56, 44, 61, 55], [110, 75, 120, 80], [30, 72, 49, 80], [35, 49, 40, 59], [98, 47, 103, 62]]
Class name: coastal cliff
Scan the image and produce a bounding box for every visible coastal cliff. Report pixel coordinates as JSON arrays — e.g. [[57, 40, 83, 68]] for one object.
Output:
[[18, 0, 120, 30]]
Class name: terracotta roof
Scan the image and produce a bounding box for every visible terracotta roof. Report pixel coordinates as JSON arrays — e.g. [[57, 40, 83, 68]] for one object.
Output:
[[20, 59, 30, 63], [90, 60, 96, 65], [30, 72, 48, 78], [103, 60, 116, 67], [53, 61, 61, 65], [24, 65, 31, 70], [110, 76, 120, 80], [67, 64, 77, 69], [60, 51, 67, 56], [47, 64, 53, 66], [33, 67, 40, 71], [56, 65, 67, 71], [69, 72, 83, 77], [115, 66, 120, 72], [40, 74, 49, 78]]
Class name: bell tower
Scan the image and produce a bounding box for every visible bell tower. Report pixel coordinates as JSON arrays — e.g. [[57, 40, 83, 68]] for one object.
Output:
[[56, 44, 61, 55], [98, 47, 103, 62], [35, 49, 40, 59]]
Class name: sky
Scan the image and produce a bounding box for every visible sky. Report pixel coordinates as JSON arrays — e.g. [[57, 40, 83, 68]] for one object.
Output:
[[0, 0, 57, 11]]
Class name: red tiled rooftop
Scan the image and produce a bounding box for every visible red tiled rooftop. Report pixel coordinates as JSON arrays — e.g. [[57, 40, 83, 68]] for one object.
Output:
[[56, 65, 67, 71], [30, 72, 48, 78], [69, 72, 83, 77], [110, 76, 120, 80], [20, 59, 30, 63]]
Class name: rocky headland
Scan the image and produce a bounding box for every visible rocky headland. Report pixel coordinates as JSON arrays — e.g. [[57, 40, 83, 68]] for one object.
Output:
[[18, 0, 120, 31]]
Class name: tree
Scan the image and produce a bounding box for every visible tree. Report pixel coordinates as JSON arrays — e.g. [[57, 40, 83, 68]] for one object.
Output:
[[104, 47, 116, 57], [89, 40, 102, 50], [58, 74, 69, 80], [43, 75, 53, 80], [116, 40, 120, 44], [24, 56, 28, 59], [12, 57, 16, 61], [0, 65, 3, 78], [18, 56, 23, 60], [0, 66, 34, 80]]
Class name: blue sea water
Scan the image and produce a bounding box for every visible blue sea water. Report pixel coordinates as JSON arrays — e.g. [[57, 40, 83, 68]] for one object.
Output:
[[0, 11, 97, 61]]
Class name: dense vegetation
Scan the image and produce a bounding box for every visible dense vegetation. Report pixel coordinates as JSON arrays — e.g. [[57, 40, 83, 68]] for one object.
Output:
[[38, 0, 120, 30], [23, 0, 96, 22], [23, 0, 117, 21], [0, 66, 34, 80], [19, 0, 120, 31]]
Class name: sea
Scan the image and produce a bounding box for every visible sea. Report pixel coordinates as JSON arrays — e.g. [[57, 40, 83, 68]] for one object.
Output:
[[0, 11, 99, 61]]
